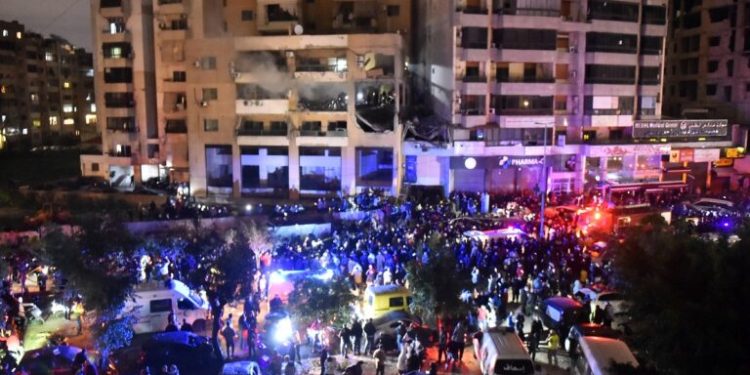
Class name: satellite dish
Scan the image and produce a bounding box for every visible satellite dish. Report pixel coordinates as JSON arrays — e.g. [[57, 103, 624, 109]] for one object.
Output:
[[293, 24, 304, 35]]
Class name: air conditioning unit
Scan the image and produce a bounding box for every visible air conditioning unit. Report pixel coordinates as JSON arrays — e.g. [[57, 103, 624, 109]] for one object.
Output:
[[489, 108, 496, 115], [200, 100, 208, 107], [286, 51, 294, 58], [193, 60, 202, 68], [569, 45, 578, 53], [243, 100, 249, 106]]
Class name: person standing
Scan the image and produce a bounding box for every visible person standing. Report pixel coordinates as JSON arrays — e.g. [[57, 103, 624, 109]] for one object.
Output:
[[350, 319, 363, 355], [238, 313, 249, 351], [363, 318, 376, 355], [547, 330, 560, 367], [221, 319, 236, 359], [451, 321, 466, 362], [529, 316, 543, 361], [437, 328, 448, 363], [372, 344, 386, 375], [319, 346, 329, 375]]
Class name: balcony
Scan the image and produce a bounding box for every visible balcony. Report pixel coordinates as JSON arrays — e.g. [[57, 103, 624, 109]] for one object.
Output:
[[258, 3, 300, 33], [107, 150, 132, 158], [236, 99, 290, 115], [106, 123, 137, 133], [462, 75, 487, 83], [100, 0, 124, 17], [457, 6, 488, 14], [158, 18, 188, 39], [157, 0, 186, 13], [294, 64, 347, 82], [237, 125, 288, 136], [165, 120, 187, 134], [297, 95, 348, 112]]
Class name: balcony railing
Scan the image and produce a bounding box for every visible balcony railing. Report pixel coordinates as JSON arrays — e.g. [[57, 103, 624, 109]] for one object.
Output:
[[461, 41, 489, 49], [106, 124, 137, 132], [462, 75, 487, 83], [296, 64, 340, 73], [458, 6, 487, 14], [459, 108, 486, 115], [493, 7, 560, 17], [237, 127, 288, 136], [158, 0, 182, 4], [165, 121, 187, 133], [100, 0, 122, 8], [496, 76, 555, 83], [497, 108, 554, 115], [298, 129, 348, 137], [108, 150, 132, 157]]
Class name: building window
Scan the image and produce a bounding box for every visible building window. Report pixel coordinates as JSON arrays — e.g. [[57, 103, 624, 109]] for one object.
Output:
[[63, 118, 75, 125], [92, 163, 100, 172], [172, 71, 186, 82], [62, 104, 74, 113], [204, 118, 219, 132], [199, 56, 216, 69], [709, 36, 721, 47], [727, 60, 734, 77], [706, 84, 717, 96], [45, 52, 54, 62], [707, 60, 719, 73], [202, 88, 218, 101], [387, 5, 400, 16], [241, 10, 254, 20], [1, 30, 7, 37], [49, 116, 59, 126], [724, 86, 732, 101]]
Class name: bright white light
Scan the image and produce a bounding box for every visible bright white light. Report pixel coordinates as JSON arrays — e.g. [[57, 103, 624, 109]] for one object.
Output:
[[245, 204, 253, 212], [269, 271, 285, 285], [314, 269, 334, 282], [356, 92, 364, 101], [273, 317, 293, 343], [51, 301, 69, 315], [464, 157, 477, 170]]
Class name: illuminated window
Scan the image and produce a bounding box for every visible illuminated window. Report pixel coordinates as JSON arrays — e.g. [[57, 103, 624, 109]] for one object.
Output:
[[63, 118, 75, 125], [85, 114, 97, 124], [16, 32, 22, 39], [90, 103, 97, 113], [32, 119, 41, 127], [0, 86, 5, 94], [63, 82, 71, 89], [30, 93, 39, 102], [22, 128, 28, 135], [45, 52, 54, 62], [1, 30, 7, 37], [63, 104, 74, 113], [49, 116, 59, 126]]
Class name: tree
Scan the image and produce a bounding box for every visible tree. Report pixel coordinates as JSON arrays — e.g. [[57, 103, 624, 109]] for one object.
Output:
[[613, 217, 750, 375], [181, 227, 256, 361], [41, 219, 139, 366], [405, 238, 470, 326], [288, 277, 357, 329]]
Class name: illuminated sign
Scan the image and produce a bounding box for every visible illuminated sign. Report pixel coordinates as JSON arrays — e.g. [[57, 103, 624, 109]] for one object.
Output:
[[633, 119, 728, 139], [724, 147, 745, 159], [713, 158, 734, 168]]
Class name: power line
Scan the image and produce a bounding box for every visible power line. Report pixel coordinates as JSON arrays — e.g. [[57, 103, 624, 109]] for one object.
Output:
[[43, 0, 85, 32]]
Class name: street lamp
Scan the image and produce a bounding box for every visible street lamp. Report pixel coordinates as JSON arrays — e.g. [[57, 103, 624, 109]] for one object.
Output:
[[535, 121, 555, 239]]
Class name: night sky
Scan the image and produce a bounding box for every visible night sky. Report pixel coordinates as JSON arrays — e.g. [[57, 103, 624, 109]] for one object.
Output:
[[1, 0, 92, 50]]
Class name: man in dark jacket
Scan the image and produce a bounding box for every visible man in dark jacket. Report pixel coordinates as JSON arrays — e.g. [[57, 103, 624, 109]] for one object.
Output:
[[350, 319, 363, 355], [363, 318, 376, 355]]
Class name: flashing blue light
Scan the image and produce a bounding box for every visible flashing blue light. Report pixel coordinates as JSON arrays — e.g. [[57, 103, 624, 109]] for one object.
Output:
[[314, 269, 334, 282]]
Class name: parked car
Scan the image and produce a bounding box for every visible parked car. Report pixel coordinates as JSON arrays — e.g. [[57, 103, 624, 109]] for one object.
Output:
[[564, 323, 621, 353], [140, 331, 223, 375], [372, 311, 436, 352], [18, 345, 97, 375], [539, 297, 586, 341]]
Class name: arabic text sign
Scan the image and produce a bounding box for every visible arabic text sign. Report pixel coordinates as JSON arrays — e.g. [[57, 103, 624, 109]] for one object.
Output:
[[633, 119, 728, 139]]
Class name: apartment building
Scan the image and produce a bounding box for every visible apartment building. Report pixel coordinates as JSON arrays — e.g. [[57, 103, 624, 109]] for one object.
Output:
[[407, 0, 738, 194], [0, 20, 95, 150], [664, 0, 750, 124], [83, 0, 409, 198]]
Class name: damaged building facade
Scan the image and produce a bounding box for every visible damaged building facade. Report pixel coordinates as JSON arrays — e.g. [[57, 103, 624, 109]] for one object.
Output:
[[407, 0, 739, 194], [82, 0, 408, 197]]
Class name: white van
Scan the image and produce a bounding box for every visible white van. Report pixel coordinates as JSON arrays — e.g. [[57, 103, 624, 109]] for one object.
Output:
[[123, 280, 209, 334], [573, 336, 638, 375], [472, 328, 535, 375]]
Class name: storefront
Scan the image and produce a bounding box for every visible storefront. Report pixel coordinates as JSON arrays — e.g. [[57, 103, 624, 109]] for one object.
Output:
[[583, 144, 671, 190], [450, 155, 577, 193]]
